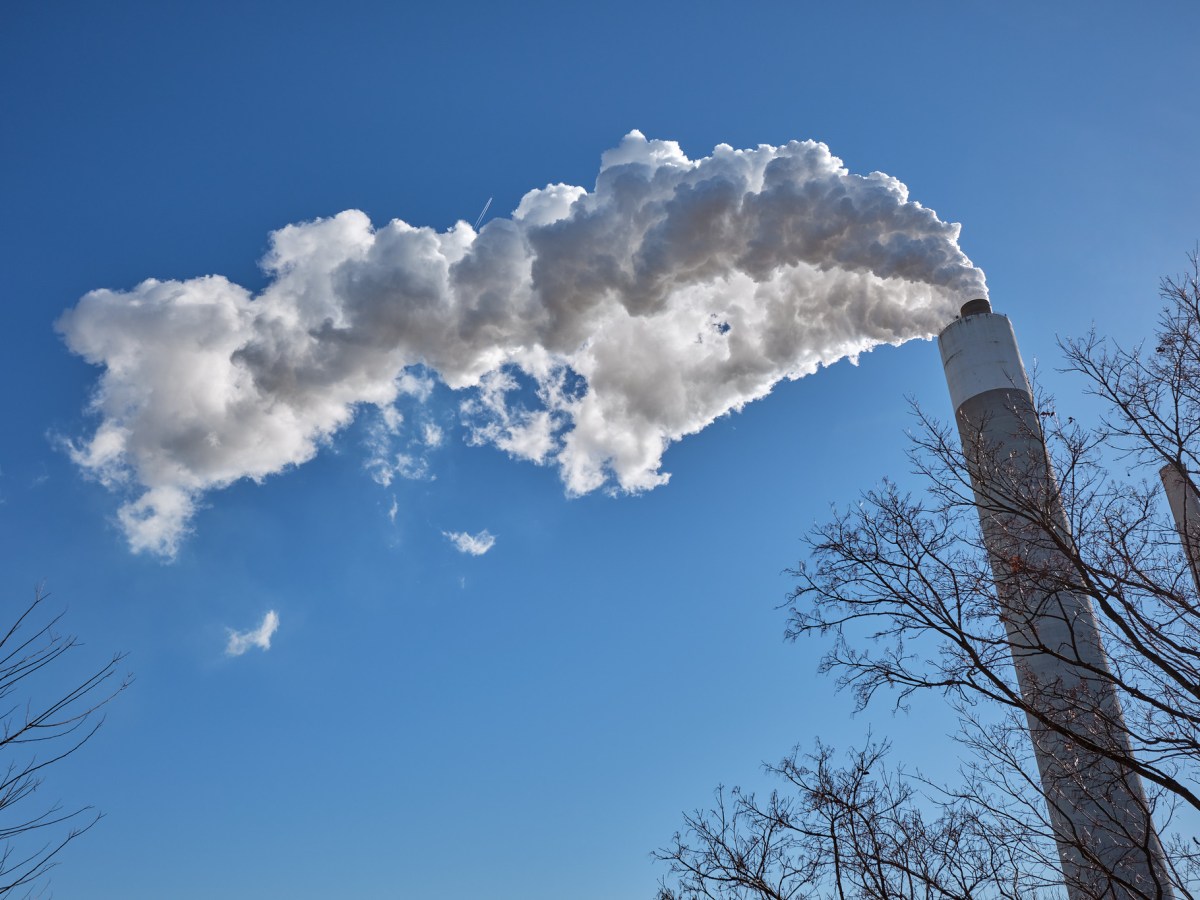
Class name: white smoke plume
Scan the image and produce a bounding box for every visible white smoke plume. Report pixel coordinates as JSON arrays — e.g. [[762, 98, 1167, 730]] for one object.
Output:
[[58, 131, 985, 557]]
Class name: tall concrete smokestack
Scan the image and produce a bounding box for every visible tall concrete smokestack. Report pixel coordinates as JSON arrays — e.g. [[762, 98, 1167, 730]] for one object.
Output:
[[939, 300, 1172, 899]]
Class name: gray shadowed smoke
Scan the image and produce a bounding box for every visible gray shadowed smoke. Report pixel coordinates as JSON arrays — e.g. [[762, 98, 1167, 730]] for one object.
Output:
[[57, 130, 986, 557]]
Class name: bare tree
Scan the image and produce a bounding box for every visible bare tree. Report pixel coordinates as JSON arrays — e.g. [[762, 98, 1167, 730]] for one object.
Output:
[[655, 735, 1088, 900], [657, 255, 1200, 899], [0, 589, 129, 896]]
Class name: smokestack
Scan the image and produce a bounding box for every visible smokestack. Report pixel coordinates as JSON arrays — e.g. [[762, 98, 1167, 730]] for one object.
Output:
[[939, 302, 1172, 899], [1160, 464, 1200, 594]]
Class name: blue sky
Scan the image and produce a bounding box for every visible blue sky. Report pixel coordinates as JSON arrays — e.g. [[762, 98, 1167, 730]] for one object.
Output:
[[1, 2, 1198, 897]]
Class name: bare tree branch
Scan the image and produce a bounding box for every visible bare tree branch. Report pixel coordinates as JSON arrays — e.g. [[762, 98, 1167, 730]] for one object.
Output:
[[0, 588, 130, 896]]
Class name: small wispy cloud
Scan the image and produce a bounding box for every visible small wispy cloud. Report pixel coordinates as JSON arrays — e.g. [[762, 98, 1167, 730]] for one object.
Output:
[[422, 422, 444, 448], [225, 610, 280, 657], [363, 407, 441, 488], [443, 529, 496, 556]]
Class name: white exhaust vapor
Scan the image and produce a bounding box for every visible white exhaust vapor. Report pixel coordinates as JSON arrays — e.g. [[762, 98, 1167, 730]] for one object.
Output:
[[58, 131, 986, 557]]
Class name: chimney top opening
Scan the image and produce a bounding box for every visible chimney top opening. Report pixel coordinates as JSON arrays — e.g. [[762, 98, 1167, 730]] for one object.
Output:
[[960, 298, 992, 318]]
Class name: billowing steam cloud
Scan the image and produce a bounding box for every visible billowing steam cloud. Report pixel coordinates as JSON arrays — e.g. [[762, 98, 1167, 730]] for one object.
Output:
[[59, 131, 985, 557]]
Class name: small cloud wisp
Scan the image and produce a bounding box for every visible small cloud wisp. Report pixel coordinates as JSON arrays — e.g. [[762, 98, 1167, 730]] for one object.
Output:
[[225, 610, 280, 657], [443, 530, 496, 556]]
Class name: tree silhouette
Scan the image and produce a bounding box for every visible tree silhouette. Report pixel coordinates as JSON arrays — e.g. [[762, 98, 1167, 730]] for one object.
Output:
[[0, 589, 129, 896]]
